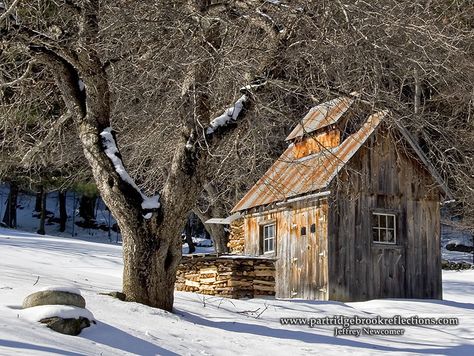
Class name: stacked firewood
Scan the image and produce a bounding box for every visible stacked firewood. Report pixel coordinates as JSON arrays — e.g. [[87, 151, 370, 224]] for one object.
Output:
[[175, 256, 275, 298], [253, 263, 276, 297], [175, 258, 201, 293], [228, 219, 245, 254]]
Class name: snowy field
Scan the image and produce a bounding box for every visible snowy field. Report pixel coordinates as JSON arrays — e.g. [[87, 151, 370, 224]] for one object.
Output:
[[0, 228, 473, 355]]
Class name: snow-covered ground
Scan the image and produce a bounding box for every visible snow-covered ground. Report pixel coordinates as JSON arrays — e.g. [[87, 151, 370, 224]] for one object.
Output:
[[0, 228, 473, 355]]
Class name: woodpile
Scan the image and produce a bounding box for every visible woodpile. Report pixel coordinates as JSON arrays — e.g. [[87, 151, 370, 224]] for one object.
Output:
[[228, 219, 245, 254], [176, 255, 276, 298]]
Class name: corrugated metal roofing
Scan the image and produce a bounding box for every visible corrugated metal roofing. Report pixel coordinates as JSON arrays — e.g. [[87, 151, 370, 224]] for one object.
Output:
[[285, 96, 354, 141], [232, 111, 386, 212]]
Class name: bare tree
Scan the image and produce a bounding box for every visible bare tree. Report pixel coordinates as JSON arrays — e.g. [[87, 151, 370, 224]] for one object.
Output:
[[1, 0, 473, 311], [1, 0, 289, 310]]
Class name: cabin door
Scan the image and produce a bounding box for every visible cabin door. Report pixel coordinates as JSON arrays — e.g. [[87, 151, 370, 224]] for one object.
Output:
[[289, 205, 328, 299]]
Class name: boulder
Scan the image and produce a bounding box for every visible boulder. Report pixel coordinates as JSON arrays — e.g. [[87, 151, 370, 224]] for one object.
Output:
[[40, 316, 91, 336], [22, 290, 86, 309]]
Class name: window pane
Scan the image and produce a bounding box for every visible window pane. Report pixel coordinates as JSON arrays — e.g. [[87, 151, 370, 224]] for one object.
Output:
[[373, 228, 379, 242], [380, 229, 387, 242], [372, 214, 378, 228], [379, 215, 386, 228], [387, 229, 395, 243], [388, 215, 394, 228], [262, 224, 275, 252], [310, 223, 316, 233]]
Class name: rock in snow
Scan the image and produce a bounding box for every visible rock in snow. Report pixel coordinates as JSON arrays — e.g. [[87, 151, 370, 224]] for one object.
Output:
[[22, 290, 86, 309], [21, 288, 94, 336], [39, 316, 91, 336]]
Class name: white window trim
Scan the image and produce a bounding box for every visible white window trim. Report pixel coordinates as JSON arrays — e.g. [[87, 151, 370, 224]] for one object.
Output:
[[262, 223, 276, 254], [372, 213, 397, 245]]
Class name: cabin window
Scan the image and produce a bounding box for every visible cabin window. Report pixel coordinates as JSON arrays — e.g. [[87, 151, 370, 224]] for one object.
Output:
[[262, 223, 276, 253], [310, 223, 316, 233], [372, 213, 396, 244]]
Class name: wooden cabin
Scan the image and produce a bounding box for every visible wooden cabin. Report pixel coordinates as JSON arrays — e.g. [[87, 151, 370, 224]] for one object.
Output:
[[230, 96, 452, 302]]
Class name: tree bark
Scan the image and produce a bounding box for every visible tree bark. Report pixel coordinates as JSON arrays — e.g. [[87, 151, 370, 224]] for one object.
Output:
[[2, 182, 18, 228], [59, 190, 67, 232], [37, 188, 46, 235]]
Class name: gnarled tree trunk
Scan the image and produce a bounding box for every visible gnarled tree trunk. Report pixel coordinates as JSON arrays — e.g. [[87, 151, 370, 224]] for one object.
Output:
[[5, 0, 249, 311]]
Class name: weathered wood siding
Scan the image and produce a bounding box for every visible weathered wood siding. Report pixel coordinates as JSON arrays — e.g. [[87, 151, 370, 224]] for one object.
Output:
[[244, 200, 329, 299], [328, 130, 442, 301]]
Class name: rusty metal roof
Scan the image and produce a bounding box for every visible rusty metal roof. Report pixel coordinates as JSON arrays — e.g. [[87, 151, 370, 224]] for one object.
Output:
[[285, 96, 354, 141], [232, 111, 386, 212]]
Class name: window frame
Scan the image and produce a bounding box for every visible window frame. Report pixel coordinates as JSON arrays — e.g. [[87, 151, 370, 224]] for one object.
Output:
[[372, 212, 397, 245], [262, 223, 276, 254]]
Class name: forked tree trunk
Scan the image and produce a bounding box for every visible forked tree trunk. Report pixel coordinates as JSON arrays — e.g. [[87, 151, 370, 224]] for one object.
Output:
[[31, 1, 226, 311], [77, 120, 198, 311]]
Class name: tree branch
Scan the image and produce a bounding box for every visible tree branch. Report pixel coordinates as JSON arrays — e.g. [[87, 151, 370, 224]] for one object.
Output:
[[0, 60, 35, 88], [20, 111, 73, 166], [0, 0, 21, 23]]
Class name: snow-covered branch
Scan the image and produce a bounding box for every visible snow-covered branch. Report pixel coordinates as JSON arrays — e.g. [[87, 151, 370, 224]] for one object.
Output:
[[100, 128, 160, 219], [206, 95, 249, 135]]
